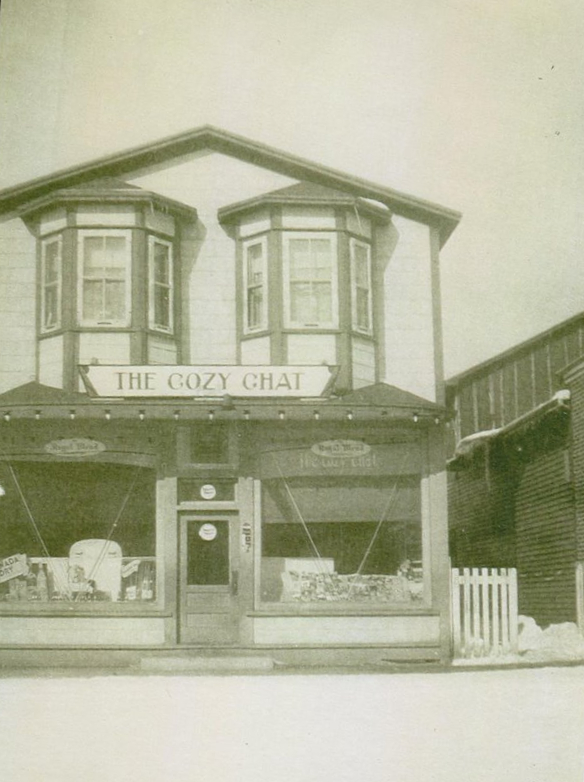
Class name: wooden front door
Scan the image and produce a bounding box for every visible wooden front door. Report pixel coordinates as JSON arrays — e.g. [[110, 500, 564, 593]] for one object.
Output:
[[179, 514, 241, 645]]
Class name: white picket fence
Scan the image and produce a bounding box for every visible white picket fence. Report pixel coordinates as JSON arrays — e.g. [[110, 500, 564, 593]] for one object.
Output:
[[451, 567, 519, 659]]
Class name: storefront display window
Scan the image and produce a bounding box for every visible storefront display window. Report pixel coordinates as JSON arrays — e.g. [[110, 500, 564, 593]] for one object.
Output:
[[260, 475, 423, 606], [0, 462, 156, 605]]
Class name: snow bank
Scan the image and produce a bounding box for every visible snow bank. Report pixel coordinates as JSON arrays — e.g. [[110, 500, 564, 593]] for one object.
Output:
[[452, 616, 584, 666]]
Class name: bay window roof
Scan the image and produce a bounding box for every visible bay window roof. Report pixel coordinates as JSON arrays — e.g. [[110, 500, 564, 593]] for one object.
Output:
[[218, 181, 392, 224], [18, 178, 198, 222]]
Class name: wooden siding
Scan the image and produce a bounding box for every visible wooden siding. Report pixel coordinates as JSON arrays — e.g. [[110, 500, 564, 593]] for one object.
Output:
[[453, 317, 584, 439], [448, 463, 516, 569], [515, 447, 576, 626]]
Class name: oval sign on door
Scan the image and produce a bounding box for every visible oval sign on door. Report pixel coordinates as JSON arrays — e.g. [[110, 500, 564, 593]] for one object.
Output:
[[198, 523, 218, 541]]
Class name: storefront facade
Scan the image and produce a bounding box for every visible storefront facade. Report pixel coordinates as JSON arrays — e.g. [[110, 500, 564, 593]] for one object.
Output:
[[0, 127, 460, 668]]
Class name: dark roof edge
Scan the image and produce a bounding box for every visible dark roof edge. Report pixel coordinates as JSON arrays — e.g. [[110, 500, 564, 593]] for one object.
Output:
[[19, 189, 198, 221], [447, 309, 584, 387], [218, 191, 391, 224], [0, 125, 461, 246]]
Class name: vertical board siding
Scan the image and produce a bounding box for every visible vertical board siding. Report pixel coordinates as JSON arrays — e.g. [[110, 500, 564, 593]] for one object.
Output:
[[448, 468, 516, 569], [454, 318, 584, 439], [515, 448, 576, 626]]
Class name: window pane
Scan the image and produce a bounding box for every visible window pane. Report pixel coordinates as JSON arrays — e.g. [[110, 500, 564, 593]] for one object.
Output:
[[43, 286, 58, 329], [153, 243, 170, 283], [314, 282, 332, 321], [354, 251, 369, 286], [246, 243, 263, 285], [311, 239, 332, 271], [104, 236, 127, 276], [154, 285, 170, 328], [356, 288, 370, 330], [83, 280, 102, 321], [247, 287, 263, 329], [289, 239, 311, 280], [84, 237, 105, 277], [290, 282, 314, 323], [104, 281, 126, 321], [44, 242, 60, 283]]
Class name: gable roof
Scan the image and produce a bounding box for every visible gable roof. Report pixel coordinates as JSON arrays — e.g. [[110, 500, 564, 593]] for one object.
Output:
[[0, 126, 460, 246]]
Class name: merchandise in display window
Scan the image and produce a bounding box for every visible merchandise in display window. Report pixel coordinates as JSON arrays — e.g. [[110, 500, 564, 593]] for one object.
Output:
[[0, 462, 156, 604], [260, 476, 423, 605]]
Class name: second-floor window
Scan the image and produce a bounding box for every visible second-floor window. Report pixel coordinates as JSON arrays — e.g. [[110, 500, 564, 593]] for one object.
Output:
[[78, 230, 131, 326], [243, 237, 267, 332], [283, 232, 338, 328], [350, 238, 372, 334], [41, 236, 62, 332], [149, 236, 174, 332]]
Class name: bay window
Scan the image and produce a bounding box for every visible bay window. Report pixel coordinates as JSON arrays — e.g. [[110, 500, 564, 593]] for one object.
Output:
[[41, 236, 62, 332], [283, 233, 338, 328], [350, 238, 372, 334], [243, 237, 267, 332], [149, 236, 174, 332], [78, 230, 131, 326]]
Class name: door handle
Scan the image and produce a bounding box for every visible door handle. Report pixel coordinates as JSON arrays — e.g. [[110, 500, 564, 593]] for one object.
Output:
[[231, 570, 239, 595]]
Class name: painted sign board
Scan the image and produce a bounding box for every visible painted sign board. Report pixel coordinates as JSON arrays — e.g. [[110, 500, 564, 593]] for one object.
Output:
[[261, 440, 421, 478], [45, 439, 106, 457], [80, 365, 335, 398], [0, 554, 28, 583]]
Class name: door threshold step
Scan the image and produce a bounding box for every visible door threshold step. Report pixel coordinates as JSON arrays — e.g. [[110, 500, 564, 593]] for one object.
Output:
[[140, 655, 275, 673]]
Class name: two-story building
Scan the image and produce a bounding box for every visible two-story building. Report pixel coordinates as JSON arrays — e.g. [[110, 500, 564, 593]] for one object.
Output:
[[0, 126, 460, 670]]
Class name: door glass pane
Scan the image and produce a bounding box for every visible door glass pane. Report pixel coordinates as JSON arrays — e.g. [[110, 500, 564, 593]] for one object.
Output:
[[186, 520, 229, 585]]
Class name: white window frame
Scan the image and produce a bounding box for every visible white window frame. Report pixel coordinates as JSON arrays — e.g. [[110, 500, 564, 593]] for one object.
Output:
[[243, 236, 268, 333], [77, 229, 132, 327], [148, 235, 174, 334], [350, 238, 373, 335], [282, 231, 338, 329], [40, 235, 62, 333]]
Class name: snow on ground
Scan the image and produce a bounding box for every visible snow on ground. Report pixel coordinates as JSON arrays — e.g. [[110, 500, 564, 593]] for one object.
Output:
[[1, 666, 584, 782]]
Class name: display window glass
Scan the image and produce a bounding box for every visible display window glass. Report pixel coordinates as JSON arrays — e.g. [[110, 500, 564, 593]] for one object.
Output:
[[0, 462, 156, 605], [260, 476, 423, 606]]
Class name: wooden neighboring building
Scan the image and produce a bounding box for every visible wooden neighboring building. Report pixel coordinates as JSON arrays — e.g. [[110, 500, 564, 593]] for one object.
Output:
[[447, 313, 584, 627]]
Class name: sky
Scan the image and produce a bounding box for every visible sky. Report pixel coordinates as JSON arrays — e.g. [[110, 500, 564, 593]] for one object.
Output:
[[1, 0, 583, 376]]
